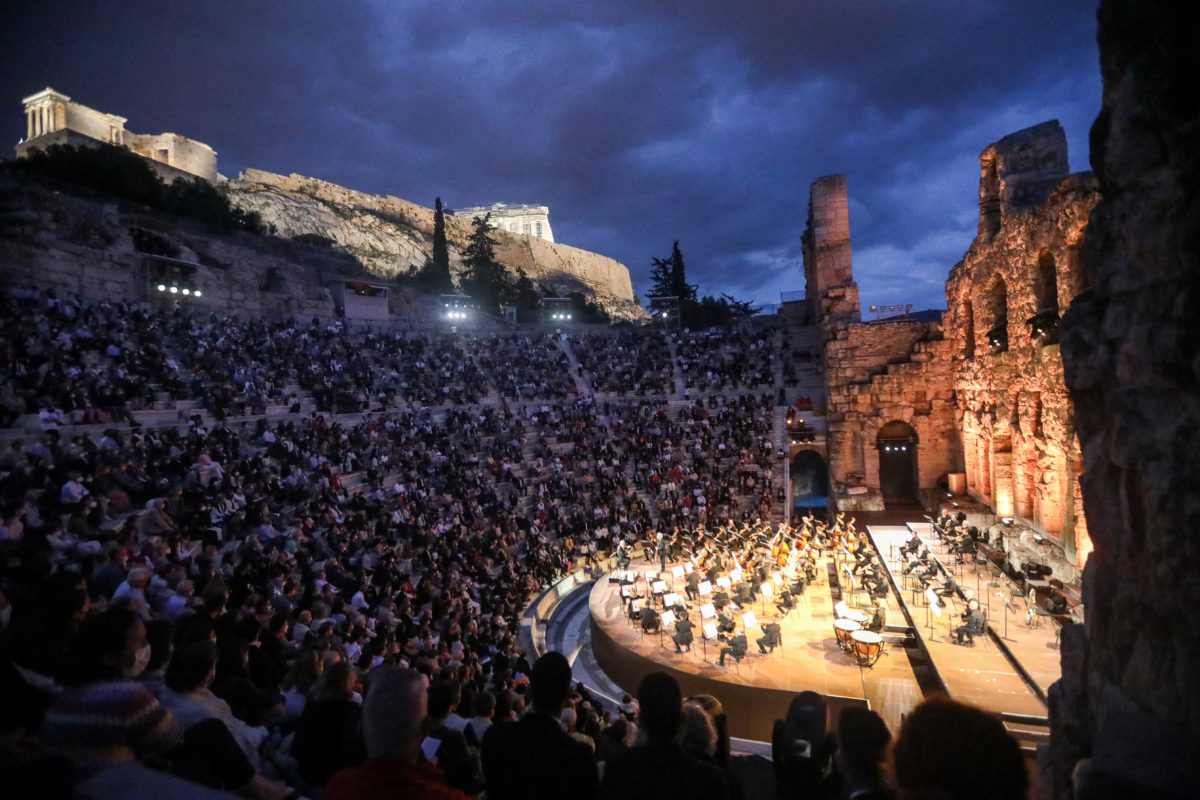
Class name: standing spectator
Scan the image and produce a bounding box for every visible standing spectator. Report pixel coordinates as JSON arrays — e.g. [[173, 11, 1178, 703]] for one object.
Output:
[[482, 651, 599, 800], [602, 672, 731, 800]]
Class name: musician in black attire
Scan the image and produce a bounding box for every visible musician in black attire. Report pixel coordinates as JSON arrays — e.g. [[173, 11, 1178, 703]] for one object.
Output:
[[672, 616, 695, 653], [757, 621, 782, 654], [775, 587, 795, 616], [712, 588, 730, 611], [733, 581, 753, 607], [685, 570, 701, 601], [615, 541, 631, 570], [953, 601, 986, 645], [716, 608, 736, 636], [718, 630, 747, 666]]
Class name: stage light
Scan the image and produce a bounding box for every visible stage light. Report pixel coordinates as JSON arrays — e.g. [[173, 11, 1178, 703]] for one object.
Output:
[[169, 286, 178, 294], [194, 290, 202, 297], [157, 284, 166, 292], [181, 288, 190, 295]]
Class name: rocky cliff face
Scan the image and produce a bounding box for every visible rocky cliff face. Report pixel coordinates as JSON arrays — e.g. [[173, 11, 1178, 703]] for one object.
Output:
[[1052, 2, 1200, 797], [224, 169, 643, 320]]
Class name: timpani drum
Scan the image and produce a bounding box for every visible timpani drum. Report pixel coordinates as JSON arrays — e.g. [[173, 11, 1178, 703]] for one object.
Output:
[[851, 630, 883, 667], [834, 618, 861, 651], [845, 609, 869, 624]]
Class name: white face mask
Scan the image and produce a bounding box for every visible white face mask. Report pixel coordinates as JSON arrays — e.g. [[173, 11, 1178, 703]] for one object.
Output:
[[126, 642, 152, 678]]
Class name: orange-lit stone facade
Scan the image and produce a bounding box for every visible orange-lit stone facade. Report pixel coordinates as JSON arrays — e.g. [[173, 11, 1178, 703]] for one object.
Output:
[[812, 122, 1099, 570], [946, 122, 1099, 568]]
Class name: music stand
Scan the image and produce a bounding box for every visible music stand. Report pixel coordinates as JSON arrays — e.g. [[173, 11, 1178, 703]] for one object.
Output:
[[729, 569, 743, 585], [924, 588, 942, 640], [660, 610, 676, 649], [698, 580, 712, 598], [701, 621, 718, 662], [759, 581, 774, 615], [652, 580, 668, 608], [996, 591, 1014, 641]]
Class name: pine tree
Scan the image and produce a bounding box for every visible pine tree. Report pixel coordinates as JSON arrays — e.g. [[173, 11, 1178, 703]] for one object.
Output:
[[430, 197, 452, 291], [649, 240, 697, 303], [459, 213, 508, 312], [414, 197, 455, 293]]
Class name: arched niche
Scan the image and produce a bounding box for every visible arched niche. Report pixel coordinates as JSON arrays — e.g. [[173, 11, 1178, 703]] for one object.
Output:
[[984, 276, 1009, 353]]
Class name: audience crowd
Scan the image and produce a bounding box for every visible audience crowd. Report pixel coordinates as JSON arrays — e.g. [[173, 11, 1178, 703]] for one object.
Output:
[[0, 286, 1040, 799]]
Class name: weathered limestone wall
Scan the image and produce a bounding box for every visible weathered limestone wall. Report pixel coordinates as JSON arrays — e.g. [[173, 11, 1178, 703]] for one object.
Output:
[[946, 121, 1100, 567], [225, 170, 639, 317], [803, 175, 857, 324], [805, 174, 955, 509], [1050, 2, 1200, 796], [0, 176, 353, 321], [824, 320, 956, 510]]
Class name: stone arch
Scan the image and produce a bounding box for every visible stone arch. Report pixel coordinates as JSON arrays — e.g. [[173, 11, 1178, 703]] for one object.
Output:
[[984, 276, 1009, 352], [876, 420, 919, 502], [790, 449, 830, 518]]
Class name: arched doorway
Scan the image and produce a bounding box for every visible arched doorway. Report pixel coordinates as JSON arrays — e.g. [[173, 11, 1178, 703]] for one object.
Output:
[[790, 449, 829, 520], [876, 421, 919, 503]]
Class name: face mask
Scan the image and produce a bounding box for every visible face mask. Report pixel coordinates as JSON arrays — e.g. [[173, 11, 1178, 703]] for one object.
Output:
[[126, 642, 152, 678]]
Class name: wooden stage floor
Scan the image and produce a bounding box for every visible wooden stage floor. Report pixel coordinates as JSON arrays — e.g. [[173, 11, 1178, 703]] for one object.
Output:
[[588, 524, 1060, 740]]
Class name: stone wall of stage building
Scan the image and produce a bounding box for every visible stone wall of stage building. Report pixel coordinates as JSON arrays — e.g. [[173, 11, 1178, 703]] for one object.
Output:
[[823, 318, 957, 510], [225, 170, 643, 320], [0, 175, 359, 321], [1049, 3, 1200, 797], [944, 119, 1100, 568]]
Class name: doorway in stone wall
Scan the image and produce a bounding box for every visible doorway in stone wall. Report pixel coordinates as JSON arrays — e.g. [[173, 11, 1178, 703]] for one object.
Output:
[[791, 449, 829, 520], [877, 421, 919, 504]]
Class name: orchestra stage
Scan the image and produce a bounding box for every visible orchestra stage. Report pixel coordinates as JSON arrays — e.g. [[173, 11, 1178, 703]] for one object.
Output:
[[588, 522, 1060, 741]]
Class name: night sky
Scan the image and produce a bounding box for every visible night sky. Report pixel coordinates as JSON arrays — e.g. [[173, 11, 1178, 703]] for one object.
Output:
[[0, 1, 1101, 314]]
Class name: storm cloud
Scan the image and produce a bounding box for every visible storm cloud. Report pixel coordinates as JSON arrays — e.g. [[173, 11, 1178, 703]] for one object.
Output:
[[0, 1, 1100, 313]]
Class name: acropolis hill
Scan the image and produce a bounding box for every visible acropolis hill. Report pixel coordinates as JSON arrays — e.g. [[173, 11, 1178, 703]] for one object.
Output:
[[223, 169, 638, 317], [12, 87, 641, 320]]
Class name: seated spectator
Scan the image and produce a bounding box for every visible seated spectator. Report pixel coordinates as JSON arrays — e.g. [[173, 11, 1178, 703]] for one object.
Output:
[[38, 609, 179, 778], [291, 659, 366, 788], [892, 696, 1025, 800], [161, 640, 270, 773], [323, 666, 471, 800]]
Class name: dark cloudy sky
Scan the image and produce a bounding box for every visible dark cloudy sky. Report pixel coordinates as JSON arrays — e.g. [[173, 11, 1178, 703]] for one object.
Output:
[[0, 1, 1101, 313]]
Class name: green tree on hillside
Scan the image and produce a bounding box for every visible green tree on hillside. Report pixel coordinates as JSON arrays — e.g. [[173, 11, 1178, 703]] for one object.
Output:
[[649, 240, 697, 304], [646, 240, 759, 329], [414, 196, 455, 292], [458, 213, 507, 312]]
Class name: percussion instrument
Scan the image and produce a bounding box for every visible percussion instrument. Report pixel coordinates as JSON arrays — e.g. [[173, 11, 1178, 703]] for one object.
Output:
[[845, 609, 869, 624], [834, 618, 861, 651], [850, 630, 883, 667]]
